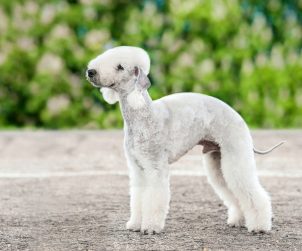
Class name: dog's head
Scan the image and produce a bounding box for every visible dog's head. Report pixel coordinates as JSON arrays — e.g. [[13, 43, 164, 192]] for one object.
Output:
[[86, 46, 151, 104]]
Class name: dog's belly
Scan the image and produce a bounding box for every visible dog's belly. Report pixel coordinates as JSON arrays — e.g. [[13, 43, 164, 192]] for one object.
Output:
[[166, 123, 205, 164], [167, 139, 220, 164]]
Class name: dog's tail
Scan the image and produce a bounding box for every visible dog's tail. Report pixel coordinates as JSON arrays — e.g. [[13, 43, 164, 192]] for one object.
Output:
[[253, 141, 285, 154]]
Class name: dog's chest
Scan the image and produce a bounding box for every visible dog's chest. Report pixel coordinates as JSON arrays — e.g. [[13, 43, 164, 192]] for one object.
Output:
[[125, 128, 165, 165], [126, 130, 160, 153]]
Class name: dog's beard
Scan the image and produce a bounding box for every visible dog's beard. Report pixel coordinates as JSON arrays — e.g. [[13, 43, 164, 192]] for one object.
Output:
[[100, 87, 119, 104]]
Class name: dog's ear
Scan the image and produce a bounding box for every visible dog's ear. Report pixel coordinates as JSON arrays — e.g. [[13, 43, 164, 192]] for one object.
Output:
[[134, 66, 150, 90], [100, 88, 119, 104]]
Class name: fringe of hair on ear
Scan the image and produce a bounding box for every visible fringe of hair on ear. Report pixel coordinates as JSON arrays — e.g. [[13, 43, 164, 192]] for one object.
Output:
[[126, 87, 146, 109], [100, 88, 119, 104]]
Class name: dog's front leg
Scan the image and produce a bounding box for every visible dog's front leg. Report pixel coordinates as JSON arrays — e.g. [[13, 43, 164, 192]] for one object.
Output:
[[141, 166, 170, 234], [126, 163, 144, 232]]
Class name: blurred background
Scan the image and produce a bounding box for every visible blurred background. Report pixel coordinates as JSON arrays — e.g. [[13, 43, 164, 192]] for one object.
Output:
[[0, 0, 301, 129]]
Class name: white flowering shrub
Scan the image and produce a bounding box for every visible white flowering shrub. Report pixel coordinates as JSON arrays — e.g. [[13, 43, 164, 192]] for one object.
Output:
[[0, 0, 301, 128]]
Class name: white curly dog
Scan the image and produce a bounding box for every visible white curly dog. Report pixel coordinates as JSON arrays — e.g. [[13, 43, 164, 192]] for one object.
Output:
[[87, 46, 281, 234]]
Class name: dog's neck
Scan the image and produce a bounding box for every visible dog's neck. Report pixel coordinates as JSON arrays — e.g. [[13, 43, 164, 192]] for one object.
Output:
[[118, 89, 154, 127]]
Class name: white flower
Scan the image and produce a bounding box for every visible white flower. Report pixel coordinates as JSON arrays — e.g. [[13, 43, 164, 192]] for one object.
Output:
[[190, 39, 207, 55], [37, 53, 64, 75], [80, 0, 110, 5], [296, 89, 302, 107], [80, 0, 94, 5], [84, 29, 110, 49], [177, 52, 194, 67], [17, 37, 35, 51], [142, 2, 164, 27], [286, 12, 297, 26], [25, 1, 39, 15], [83, 6, 97, 20], [252, 14, 267, 33], [73, 45, 85, 60], [261, 28, 272, 44], [298, 52, 302, 66], [50, 24, 73, 39], [199, 59, 215, 75], [144, 2, 157, 17], [12, 4, 22, 21], [170, 0, 199, 16], [255, 53, 268, 67], [221, 57, 232, 71], [270, 46, 284, 69], [289, 27, 302, 41], [47, 95, 70, 116], [0, 52, 7, 66], [286, 50, 298, 65], [68, 74, 82, 97], [0, 8, 8, 33], [12, 4, 34, 31], [40, 4, 56, 24], [125, 18, 140, 35], [241, 59, 254, 74], [233, 34, 248, 49], [212, 1, 227, 21], [0, 44, 12, 65], [161, 31, 174, 46]]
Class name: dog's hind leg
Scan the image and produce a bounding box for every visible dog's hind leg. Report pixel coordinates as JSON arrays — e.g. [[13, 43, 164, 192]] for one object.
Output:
[[203, 151, 244, 227], [220, 142, 272, 232]]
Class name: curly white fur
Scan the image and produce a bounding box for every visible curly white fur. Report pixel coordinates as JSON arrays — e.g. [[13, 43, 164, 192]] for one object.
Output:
[[87, 46, 272, 234], [100, 88, 119, 104]]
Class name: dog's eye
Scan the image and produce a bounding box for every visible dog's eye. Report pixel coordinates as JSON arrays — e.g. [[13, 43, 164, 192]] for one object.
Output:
[[116, 64, 124, 71]]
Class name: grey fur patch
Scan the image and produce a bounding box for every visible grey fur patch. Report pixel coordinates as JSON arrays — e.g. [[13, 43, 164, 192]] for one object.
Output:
[[133, 158, 144, 171], [199, 140, 220, 154]]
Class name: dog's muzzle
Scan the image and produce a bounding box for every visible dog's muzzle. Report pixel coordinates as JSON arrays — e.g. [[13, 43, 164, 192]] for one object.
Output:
[[87, 69, 97, 78], [86, 69, 102, 87]]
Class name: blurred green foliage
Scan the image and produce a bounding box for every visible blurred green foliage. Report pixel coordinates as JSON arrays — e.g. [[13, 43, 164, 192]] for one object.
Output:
[[0, 0, 301, 129]]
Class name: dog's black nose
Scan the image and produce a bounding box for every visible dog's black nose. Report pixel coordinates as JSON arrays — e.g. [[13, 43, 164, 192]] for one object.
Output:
[[87, 69, 97, 78]]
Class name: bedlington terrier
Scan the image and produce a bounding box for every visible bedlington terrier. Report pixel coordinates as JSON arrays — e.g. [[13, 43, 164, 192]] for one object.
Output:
[[86, 46, 280, 234]]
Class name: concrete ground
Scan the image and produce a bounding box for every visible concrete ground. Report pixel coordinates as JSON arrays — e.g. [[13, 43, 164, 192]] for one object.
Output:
[[0, 130, 301, 251]]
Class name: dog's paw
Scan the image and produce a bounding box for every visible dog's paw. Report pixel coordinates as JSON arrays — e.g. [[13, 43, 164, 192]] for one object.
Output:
[[246, 221, 271, 233], [227, 213, 245, 227], [227, 217, 245, 228], [140, 223, 163, 235], [227, 207, 244, 227], [126, 220, 141, 232], [245, 216, 272, 233]]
